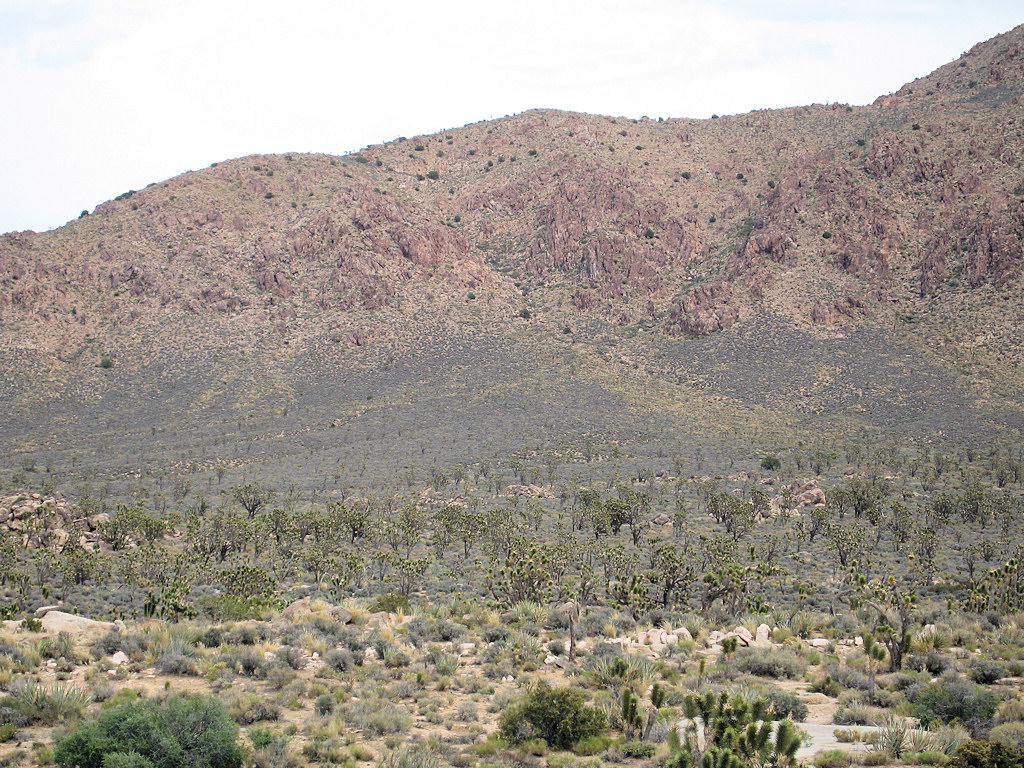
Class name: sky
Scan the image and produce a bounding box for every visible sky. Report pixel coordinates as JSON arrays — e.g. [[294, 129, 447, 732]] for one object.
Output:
[[0, 0, 1021, 235]]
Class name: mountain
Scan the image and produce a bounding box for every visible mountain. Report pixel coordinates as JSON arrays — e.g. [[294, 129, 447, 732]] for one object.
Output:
[[2, 25, 1023, 493]]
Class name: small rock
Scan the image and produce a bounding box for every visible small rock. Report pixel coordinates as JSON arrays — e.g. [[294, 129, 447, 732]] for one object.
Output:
[[110, 651, 129, 666]]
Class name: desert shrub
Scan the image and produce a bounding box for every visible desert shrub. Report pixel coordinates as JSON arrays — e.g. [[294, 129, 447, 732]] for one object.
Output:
[[621, 740, 656, 758], [995, 699, 1024, 724], [91, 630, 151, 660], [379, 746, 439, 768], [370, 593, 409, 614], [313, 694, 334, 716], [861, 752, 891, 765], [907, 652, 952, 675], [913, 677, 999, 734], [0, 723, 14, 742], [813, 749, 853, 768], [196, 627, 225, 648], [456, 701, 477, 722], [219, 648, 266, 678], [954, 739, 1024, 767], [37, 632, 76, 661], [763, 688, 808, 721], [989, 722, 1024, 750], [225, 625, 268, 645], [498, 682, 605, 750], [908, 751, 949, 765], [427, 649, 458, 677], [812, 675, 843, 698], [969, 659, 1007, 685], [824, 663, 871, 691], [734, 646, 807, 679], [344, 701, 411, 736], [571, 735, 610, 756], [54, 694, 242, 768], [154, 652, 198, 676], [324, 649, 354, 672], [229, 693, 280, 725], [482, 625, 511, 644], [275, 646, 304, 670], [0, 641, 37, 671]]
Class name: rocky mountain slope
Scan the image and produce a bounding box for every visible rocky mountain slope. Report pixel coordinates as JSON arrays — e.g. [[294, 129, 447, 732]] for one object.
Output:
[[1, 25, 1023, 488]]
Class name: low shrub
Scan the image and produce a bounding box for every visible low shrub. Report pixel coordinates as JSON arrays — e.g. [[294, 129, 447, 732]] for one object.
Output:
[[969, 659, 1007, 685], [813, 749, 853, 768], [734, 646, 807, 679], [499, 683, 606, 750], [620, 740, 656, 758], [54, 694, 242, 768], [229, 693, 280, 725], [954, 739, 1024, 768], [763, 687, 808, 721], [913, 676, 999, 734], [989, 722, 1024, 751]]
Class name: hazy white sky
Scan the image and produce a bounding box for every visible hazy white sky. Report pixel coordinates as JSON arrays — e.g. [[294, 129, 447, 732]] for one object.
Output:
[[1, 0, 1021, 234]]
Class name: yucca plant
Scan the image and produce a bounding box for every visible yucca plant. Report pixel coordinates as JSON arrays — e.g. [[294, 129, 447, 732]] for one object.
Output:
[[872, 714, 909, 759], [4, 680, 90, 725]]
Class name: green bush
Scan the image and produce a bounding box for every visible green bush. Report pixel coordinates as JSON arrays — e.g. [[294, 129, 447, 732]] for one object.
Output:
[[913, 677, 999, 734], [763, 687, 808, 720], [733, 646, 807, 679], [621, 740, 656, 758], [54, 694, 242, 768], [813, 749, 853, 768], [969, 659, 1006, 685], [990, 722, 1024, 751], [954, 739, 1024, 768], [499, 683, 606, 750], [369, 593, 409, 614]]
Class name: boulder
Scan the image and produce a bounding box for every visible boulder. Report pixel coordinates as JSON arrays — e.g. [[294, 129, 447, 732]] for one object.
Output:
[[34, 605, 61, 619], [280, 596, 311, 621], [363, 647, 379, 663], [652, 513, 672, 526], [110, 651, 129, 666], [755, 624, 771, 644], [673, 626, 693, 642], [665, 634, 679, 646], [329, 607, 353, 624], [733, 626, 754, 644], [40, 610, 113, 634]]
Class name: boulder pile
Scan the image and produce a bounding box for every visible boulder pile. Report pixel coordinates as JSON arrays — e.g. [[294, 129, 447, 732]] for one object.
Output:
[[0, 491, 107, 551]]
